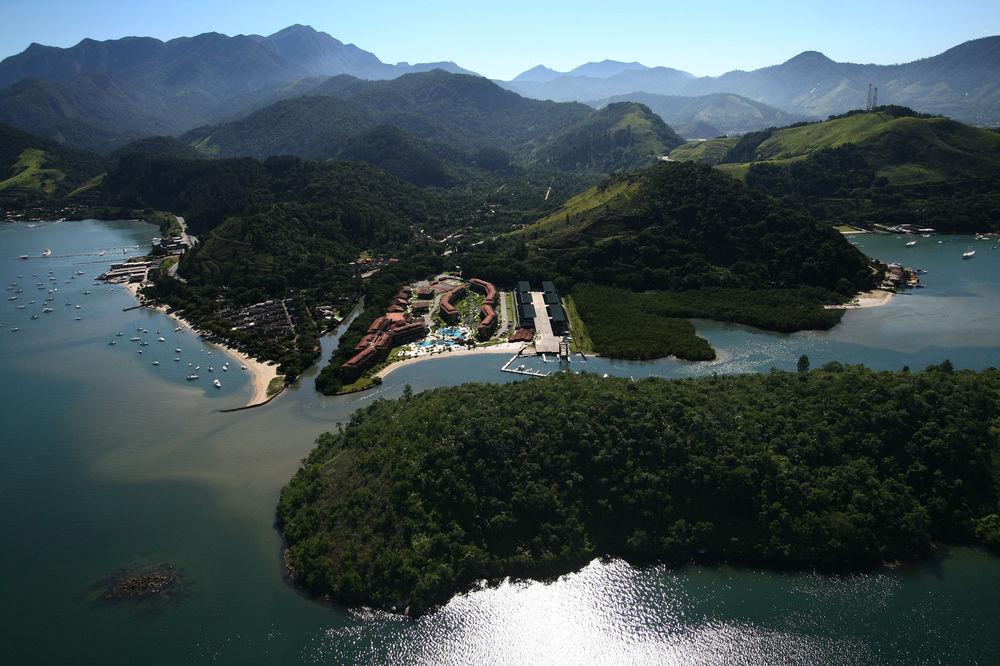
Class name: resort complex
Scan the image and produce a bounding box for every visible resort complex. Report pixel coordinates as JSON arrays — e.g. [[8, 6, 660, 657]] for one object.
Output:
[[337, 275, 574, 384]]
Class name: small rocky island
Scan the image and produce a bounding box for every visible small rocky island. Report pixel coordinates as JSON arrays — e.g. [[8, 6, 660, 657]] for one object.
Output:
[[96, 563, 183, 603]]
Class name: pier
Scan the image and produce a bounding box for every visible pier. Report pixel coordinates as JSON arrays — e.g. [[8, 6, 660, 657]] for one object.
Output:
[[501, 354, 551, 377]]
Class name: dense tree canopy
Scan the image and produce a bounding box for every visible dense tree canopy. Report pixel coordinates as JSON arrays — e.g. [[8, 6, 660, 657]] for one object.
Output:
[[278, 366, 1000, 615]]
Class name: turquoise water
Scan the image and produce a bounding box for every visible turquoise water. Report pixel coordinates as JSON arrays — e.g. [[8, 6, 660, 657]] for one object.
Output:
[[2, 221, 1000, 664]]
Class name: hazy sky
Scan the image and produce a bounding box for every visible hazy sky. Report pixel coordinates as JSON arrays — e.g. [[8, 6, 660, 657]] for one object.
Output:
[[2, 0, 998, 79]]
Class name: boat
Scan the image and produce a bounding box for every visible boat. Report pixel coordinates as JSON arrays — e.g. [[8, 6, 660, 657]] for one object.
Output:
[[241, 365, 247, 371], [213, 379, 222, 389], [157, 337, 165, 342], [140, 341, 149, 346], [137, 350, 143, 354], [18, 255, 29, 260], [186, 374, 199, 381], [152, 360, 160, 366], [175, 348, 182, 353], [74, 305, 81, 309], [116, 332, 123, 336], [208, 366, 214, 372], [905, 240, 917, 247], [10, 327, 19, 332], [42, 307, 53, 313], [174, 327, 182, 332], [108, 340, 116, 345], [42, 249, 51, 257], [7, 296, 16, 301], [129, 336, 141, 341], [963, 250, 976, 259], [173, 358, 180, 362], [30, 314, 39, 320], [206, 351, 212, 356], [74, 317, 82, 321]]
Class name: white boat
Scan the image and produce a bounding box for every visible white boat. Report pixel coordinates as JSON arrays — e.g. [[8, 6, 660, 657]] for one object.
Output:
[[206, 351, 212, 356], [905, 240, 917, 247], [213, 379, 222, 389], [186, 374, 199, 381], [157, 337, 165, 342], [175, 348, 182, 353], [241, 365, 247, 371], [31, 314, 39, 320], [963, 250, 976, 259], [137, 349, 143, 354], [208, 366, 214, 372], [152, 360, 160, 366], [174, 327, 182, 332], [42, 307, 53, 313], [116, 332, 123, 336], [42, 249, 52, 257], [108, 340, 116, 345], [74, 317, 81, 321], [130, 336, 141, 341], [173, 358, 180, 362], [10, 327, 19, 332]]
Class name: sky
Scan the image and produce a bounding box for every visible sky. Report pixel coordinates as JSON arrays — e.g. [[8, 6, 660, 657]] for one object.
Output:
[[2, 0, 998, 79]]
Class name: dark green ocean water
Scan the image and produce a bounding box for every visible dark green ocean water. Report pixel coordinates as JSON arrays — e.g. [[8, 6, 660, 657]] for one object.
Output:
[[1, 220, 998, 664]]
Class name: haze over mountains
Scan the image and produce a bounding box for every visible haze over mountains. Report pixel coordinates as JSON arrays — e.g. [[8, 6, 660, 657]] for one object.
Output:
[[0, 24, 997, 156], [504, 38, 1000, 126]]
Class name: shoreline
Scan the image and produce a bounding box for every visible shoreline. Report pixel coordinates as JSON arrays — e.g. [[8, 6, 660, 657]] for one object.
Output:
[[826, 289, 894, 310], [374, 342, 527, 380], [123, 283, 282, 407]]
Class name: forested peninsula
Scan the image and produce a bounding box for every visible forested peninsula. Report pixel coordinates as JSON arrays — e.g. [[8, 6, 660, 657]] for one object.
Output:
[[278, 365, 1000, 615]]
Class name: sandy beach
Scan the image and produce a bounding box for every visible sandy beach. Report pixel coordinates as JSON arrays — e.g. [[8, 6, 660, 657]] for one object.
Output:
[[123, 282, 281, 406], [375, 342, 527, 380], [826, 289, 894, 310]]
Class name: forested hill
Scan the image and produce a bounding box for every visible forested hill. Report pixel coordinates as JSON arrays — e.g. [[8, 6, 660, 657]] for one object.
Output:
[[134, 156, 449, 378], [182, 71, 681, 179], [465, 160, 873, 297], [669, 108, 1000, 232], [278, 366, 1000, 615], [0, 122, 105, 203]]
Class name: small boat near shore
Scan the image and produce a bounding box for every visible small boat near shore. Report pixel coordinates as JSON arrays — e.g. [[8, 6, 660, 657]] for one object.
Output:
[[186, 373, 199, 381], [213, 379, 222, 389], [963, 250, 976, 259]]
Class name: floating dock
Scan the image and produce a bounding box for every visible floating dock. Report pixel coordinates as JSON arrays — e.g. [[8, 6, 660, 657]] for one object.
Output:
[[501, 354, 551, 377]]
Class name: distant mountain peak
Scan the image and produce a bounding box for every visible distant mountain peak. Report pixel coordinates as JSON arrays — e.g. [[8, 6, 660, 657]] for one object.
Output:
[[783, 50, 834, 65], [568, 60, 649, 78], [512, 65, 562, 83]]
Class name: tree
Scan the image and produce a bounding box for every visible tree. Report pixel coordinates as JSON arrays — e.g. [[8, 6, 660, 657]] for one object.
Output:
[[797, 354, 810, 374]]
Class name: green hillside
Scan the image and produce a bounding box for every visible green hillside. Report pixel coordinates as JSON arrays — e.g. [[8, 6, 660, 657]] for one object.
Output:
[[670, 109, 1000, 185], [0, 122, 106, 202], [535, 102, 683, 172], [668, 109, 1000, 232]]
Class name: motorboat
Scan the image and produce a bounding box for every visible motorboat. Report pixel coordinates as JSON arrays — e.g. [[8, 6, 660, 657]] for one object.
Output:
[[152, 360, 160, 366], [175, 348, 182, 353], [186, 374, 199, 381], [963, 250, 976, 259], [108, 340, 117, 345], [213, 379, 222, 389], [157, 337, 165, 342], [130, 336, 141, 341], [905, 240, 917, 247]]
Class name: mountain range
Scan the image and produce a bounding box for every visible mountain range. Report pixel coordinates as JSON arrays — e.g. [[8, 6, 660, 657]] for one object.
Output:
[[0, 25, 475, 151], [0, 25, 997, 157], [503, 38, 1000, 125]]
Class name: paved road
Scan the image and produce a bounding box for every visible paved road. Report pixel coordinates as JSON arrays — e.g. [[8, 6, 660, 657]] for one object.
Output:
[[530, 291, 559, 354]]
